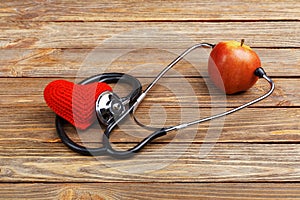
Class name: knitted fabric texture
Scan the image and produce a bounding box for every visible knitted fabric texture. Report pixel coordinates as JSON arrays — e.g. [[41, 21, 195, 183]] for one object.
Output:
[[44, 80, 112, 130]]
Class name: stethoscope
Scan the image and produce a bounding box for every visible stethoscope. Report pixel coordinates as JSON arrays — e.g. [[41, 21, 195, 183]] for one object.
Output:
[[56, 43, 275, 158]]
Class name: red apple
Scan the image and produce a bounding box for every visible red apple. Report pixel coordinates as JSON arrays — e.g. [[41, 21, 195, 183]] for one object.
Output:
[[208, 40, 261, 94]]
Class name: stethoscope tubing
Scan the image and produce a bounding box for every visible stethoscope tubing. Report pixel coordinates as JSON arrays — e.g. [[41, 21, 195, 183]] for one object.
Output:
[[102, 68, 275, 158]]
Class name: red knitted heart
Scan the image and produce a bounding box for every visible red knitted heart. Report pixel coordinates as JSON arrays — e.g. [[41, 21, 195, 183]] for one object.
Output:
[[44, 80, 112, 130]]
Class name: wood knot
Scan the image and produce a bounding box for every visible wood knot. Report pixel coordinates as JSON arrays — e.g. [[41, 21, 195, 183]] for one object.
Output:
[[59, 188, 105, 200]]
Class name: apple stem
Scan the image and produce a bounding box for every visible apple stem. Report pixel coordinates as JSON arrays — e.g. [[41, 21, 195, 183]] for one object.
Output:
[[241, 39, 245, 46]]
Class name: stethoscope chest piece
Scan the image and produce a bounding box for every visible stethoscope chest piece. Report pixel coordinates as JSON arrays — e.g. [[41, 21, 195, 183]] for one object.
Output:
[[95, 91, 126, 126]]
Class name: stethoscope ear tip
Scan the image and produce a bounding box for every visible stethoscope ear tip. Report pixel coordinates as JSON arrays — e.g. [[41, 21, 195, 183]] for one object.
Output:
[[254, 67, 267, 78]]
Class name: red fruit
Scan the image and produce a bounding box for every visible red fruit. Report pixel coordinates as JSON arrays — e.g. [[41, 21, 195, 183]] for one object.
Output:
[[208, 40, 261, 94]]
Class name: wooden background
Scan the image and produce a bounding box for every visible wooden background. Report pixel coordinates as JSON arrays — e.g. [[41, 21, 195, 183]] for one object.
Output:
[[1, 0, 300, 199]]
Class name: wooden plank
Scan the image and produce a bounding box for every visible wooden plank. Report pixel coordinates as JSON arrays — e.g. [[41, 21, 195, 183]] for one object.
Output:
[[0, 106, 299, 143], [1, 0, 299, 22], [0, 48, 299, 77], [0, 78, 298, 108], [0, 22, 299, 49], [0, 143, 300, 182], [0, 77, 299, 142], [1, 183, 300, 199], [0, 107, 300, 143], [0, 77, 298, 143]]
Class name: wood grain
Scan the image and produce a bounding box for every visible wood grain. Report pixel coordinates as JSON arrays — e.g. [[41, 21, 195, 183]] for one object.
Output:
[[0, 22, 299, 49], [1, 183, 300, 199], [0, 77, 298, 108], [0, 143, 300, 182], [0, 106, 299, 143], [1, 0, 299, 22], [0, 48, 299, 77], [0, 77, 298, 144]]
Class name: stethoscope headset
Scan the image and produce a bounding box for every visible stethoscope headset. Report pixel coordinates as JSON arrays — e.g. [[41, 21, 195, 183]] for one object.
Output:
[[56, 43, 275, 158]]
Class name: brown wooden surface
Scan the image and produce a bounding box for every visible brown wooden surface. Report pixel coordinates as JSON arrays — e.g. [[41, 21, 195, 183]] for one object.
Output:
[[1, 0, 300, 21], [1, 183, 300, 200], [1, 48, 300, 77], [0, 0, 299, 199]]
